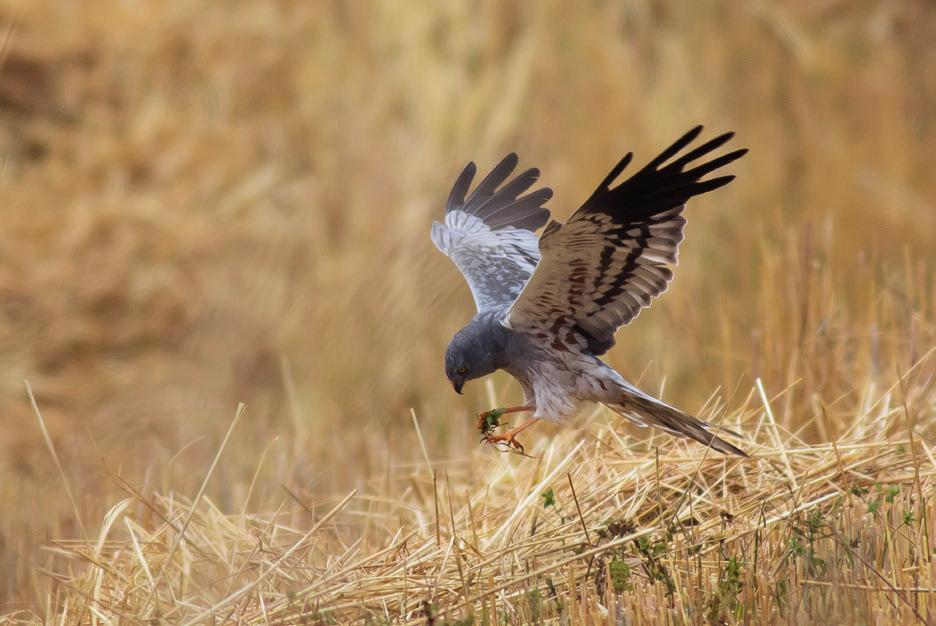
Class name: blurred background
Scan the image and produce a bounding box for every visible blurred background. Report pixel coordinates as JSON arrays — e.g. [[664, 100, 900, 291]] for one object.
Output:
[[1, 0, 933, 611]]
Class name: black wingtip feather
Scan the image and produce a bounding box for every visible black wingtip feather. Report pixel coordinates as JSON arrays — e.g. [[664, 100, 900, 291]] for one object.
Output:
[[577, 127, 745, 219], [635, 174, 736, 211], [643, 125, 705, 171], [669, 131, 736, 171], [471, 153, 519, 201], [693, 174, 736, 194], [485, 188, 553, 229], [473, 166, 542, 218], [599, 153, 633, 190], [446, 153, 552, 232], [683, 148, 748, 180], [446, 161, 476, 212]]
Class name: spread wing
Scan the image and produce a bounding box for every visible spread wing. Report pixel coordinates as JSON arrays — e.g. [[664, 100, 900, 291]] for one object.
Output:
[[506, 126, 747, 354], [431, 153, 553, 312]]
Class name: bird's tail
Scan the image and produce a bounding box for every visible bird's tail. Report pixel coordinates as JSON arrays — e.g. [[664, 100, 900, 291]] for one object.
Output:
[[606, 388, 747, 457]]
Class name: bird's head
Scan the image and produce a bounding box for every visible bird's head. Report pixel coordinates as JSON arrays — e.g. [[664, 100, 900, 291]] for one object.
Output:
[[444, 325, 500, 395]]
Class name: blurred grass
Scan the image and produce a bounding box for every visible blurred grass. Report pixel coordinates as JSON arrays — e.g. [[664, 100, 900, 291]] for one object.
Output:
[[0, 0, 933, 617]]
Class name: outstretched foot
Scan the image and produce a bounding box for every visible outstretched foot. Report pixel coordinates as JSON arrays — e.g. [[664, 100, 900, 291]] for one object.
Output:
[[477, 414, 541, 455], [483, 430, 526, 453]]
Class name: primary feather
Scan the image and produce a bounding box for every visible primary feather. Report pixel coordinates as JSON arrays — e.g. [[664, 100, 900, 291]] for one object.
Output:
[[431, 153, 552, 311]]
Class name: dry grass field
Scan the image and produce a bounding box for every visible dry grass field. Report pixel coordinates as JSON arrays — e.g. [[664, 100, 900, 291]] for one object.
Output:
[[0, 1, 934, 623]]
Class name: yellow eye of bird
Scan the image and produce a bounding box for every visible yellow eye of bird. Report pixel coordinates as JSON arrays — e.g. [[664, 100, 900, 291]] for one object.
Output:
[[456, 366, 467, 375]]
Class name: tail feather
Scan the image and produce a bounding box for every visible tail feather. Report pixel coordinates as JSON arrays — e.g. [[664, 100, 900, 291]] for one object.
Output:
[[608, 391, 747, 457]]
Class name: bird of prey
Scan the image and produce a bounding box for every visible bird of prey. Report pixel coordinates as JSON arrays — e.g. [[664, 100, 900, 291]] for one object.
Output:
[[431, 126, 747, 456]]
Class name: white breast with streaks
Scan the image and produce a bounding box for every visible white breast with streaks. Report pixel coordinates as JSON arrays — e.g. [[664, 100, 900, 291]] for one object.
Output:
[[521, 351, 625, 422]]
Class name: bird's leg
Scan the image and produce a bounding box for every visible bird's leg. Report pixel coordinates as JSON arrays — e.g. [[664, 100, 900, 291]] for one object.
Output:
[[483, 418, 540, 453], [476, 405, 534, 434]]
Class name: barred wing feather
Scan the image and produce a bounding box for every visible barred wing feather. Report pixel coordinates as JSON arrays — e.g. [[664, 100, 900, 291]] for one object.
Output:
[[506, 126, 746, 354]]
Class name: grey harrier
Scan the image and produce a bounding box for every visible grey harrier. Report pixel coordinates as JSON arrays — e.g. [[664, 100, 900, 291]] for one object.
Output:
[[431, 126, 747, 456]]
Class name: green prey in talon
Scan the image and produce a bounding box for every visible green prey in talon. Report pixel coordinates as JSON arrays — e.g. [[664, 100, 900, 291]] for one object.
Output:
[[476, 405, 539, 452]]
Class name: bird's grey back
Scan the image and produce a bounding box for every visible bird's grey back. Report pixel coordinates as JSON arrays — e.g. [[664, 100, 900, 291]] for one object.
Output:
[[453, 310, 553, 371]]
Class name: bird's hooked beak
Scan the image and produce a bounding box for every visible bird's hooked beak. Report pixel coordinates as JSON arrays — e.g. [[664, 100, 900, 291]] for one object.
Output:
[[452, 378, 464, 395]]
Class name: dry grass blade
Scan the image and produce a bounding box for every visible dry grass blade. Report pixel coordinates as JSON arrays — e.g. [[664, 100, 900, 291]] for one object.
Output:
[[143, 403, 246, 610], [24, 380, 88, 542]]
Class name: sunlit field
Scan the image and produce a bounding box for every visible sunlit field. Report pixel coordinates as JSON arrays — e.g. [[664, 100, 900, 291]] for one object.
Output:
[[1, 1, 934, 624]]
